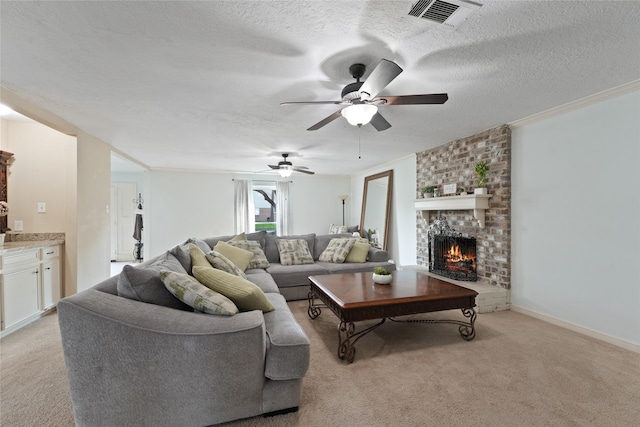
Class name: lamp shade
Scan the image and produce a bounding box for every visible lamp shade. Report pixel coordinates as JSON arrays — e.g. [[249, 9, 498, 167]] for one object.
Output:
[[341, 104, 377, 126]]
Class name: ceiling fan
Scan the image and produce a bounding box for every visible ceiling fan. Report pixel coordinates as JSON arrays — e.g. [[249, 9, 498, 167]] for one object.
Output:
[[281, 59, 448, 131], [268, 153, 315, 177]]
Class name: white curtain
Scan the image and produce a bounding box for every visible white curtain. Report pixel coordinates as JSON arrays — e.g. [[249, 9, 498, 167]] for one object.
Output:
[[234, 180, 254, 234], [276, 180, 290, 236]]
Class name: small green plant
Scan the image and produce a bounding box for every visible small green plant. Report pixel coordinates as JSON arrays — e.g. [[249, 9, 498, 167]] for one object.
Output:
[[421, 185, 436, 195], [374, 266, 391, 275], [474, 161, 489, 187]]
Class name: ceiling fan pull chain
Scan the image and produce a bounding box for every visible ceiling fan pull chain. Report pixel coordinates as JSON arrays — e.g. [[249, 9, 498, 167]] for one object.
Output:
[[358, 133, 362, 159]]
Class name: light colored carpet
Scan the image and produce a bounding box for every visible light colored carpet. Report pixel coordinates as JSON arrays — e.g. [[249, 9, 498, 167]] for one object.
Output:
[[1, 301, 639, 427]]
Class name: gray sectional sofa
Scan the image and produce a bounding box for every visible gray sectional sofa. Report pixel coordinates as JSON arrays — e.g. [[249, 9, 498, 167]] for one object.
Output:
[[57, 231, 394, 426]]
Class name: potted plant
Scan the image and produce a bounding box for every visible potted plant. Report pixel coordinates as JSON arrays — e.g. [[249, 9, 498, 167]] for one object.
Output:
[[474, 161, 489, 194], [372, 266, 392, 284], [420, 185, 436, 198]]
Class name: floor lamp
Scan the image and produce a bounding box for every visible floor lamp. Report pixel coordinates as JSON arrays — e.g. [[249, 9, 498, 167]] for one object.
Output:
[[338, 195, 348, 225]]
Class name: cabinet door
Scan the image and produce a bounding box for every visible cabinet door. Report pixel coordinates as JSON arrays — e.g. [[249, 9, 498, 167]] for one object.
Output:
[[42, 259, 61, 310], [2, 267, 40, 330]]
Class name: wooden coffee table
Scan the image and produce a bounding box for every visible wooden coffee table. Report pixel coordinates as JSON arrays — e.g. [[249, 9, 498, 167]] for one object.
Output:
[[308, 270, 478, 363]]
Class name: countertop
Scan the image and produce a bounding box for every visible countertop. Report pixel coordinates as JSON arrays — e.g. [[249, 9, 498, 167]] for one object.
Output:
[[0, 240, 65, 255]]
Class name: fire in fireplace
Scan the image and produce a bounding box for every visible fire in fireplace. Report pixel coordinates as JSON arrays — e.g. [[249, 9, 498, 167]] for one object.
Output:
[[428, 217, 477, 281]]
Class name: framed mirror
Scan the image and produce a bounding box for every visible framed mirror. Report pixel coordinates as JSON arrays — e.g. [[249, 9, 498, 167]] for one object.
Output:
[[360, 170, 393, 250]]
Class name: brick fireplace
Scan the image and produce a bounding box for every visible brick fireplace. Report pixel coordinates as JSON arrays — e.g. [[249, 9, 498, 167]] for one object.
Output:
[[416, 125, 511, 290]]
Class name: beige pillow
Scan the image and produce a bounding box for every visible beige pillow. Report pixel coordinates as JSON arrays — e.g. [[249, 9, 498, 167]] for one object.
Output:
[[159, 270, 238, 316], [192, 265, 275, 313], [276, 239, 314, 266], [319, 238, 356, 263], [329, 224, 348, 234], [345, 242, 370, 263], [213, 241, 254, 271], [226, 239, 270, 269]]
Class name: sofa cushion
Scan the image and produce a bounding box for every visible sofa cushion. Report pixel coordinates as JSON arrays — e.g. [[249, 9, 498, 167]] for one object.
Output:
[[276, 239, 314, 266], [206, 250, 248, 279], [203, 230, 267, 251], [265, 234, 316, 263], [263, 293, 311, 380], [159, 270, 238, 316], [116, 252, 192, 311], [319, 238, 356, 263], [313, 233, 352, 261], [345, 241, 371, 263], [244, 270, 280, 294], [329, 224, 348, 234], [168, 238, 211, 273], [192, 265, 275, 312], [226, 239, 270, 269], [213, 241, 254, 271], [266, 262, 330, 288]]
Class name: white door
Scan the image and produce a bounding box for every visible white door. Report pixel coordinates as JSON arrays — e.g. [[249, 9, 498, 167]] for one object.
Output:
[[110, 183, 137, 261]]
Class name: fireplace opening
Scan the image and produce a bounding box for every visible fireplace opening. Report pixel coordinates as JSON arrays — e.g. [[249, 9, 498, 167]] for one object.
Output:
[[428, 216, 477, 281]]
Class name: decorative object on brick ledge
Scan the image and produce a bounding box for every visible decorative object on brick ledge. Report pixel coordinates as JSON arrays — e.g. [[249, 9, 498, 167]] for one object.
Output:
[[421, 185, 435, 198], [474, 160, 489, 194]]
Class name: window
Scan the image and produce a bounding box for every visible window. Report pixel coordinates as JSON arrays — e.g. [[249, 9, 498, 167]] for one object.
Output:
[[252, 182, 276, 235]]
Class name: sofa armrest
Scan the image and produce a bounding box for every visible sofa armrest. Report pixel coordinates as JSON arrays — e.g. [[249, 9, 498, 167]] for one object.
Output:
[[368, 247, 390, 262], [58, 290, 267, 426]]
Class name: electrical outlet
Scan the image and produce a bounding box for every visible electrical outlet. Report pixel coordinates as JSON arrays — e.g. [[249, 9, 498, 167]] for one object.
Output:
[[14, 220, 23, 231], [37, 202, 46, 213]]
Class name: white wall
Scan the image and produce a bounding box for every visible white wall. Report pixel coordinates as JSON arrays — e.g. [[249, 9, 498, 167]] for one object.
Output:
[[351, 155, 417, 266], [511, 88, 640, 346], [146, 170, 350, 258]]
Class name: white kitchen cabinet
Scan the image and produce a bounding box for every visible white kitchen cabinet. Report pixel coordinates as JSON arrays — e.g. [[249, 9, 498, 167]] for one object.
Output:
[[0, 242, 63, 336]]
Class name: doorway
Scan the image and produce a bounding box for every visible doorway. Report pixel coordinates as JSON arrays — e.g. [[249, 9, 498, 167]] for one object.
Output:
[[110, 182, 136, 261]]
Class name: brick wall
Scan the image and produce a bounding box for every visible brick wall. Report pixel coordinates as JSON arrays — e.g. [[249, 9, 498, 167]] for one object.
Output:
[[416, 125, 511, 289]]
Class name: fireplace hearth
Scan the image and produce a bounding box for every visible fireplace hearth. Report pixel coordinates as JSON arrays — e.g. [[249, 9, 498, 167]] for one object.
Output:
[[428, 216, 477, 281]]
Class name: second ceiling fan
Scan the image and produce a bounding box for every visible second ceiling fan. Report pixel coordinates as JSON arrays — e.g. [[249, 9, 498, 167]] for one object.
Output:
[[281, 59, 448, 131]]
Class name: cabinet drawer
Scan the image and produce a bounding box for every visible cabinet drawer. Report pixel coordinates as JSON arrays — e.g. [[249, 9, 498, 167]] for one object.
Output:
[[1, 249, 40, 271], [41, 246, 60, 259]]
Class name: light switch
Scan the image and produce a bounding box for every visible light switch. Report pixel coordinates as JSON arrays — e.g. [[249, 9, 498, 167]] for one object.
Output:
[[14, 220, 23, 231], [37, 202, 46, 213]]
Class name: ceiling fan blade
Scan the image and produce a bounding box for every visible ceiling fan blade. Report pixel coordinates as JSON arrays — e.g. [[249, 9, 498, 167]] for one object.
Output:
[[294, 168, 315, 175], [268, 165, 280, 169], [358, 59, 403, 100], [369, 112, 391, 131], [307, 109, 344, 131], [280, 101, 343, 106], [377, 93, 448, 105]]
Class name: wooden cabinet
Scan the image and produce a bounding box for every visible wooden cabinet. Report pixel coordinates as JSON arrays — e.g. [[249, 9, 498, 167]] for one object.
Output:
[[0, 243, 63, 335]]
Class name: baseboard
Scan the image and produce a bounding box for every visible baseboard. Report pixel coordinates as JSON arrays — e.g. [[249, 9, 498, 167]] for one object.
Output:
[[510, 305, 640, 354]]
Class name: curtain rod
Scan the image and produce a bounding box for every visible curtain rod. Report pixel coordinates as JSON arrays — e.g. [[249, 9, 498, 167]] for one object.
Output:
[[232, 179, 293, 183]]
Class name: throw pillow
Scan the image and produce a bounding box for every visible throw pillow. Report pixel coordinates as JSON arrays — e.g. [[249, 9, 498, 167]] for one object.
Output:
[[345, 241, 371, 263], [188, 243, 210, 269], [116, 252, 192, 311], [329, 224, 348, 234], [319, 238, 356, 263], [213, 241, 254, 271], [159, 270, 238, 316], [226, 239, 270, 269], [276, 239, 314, 266], [230, 232, 247, 241], [205, 250, 248, 279], [192, 265, 275, 312]]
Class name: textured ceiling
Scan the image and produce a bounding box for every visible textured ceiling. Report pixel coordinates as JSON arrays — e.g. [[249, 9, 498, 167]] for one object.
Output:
[[1, 1, 639, 175]]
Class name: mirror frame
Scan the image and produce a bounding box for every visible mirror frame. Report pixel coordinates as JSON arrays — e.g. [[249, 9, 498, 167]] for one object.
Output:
[[360, 169, 393, 251]]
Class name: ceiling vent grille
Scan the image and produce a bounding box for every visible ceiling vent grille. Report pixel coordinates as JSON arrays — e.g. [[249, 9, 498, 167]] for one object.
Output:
[[408, 0, 482, 29]]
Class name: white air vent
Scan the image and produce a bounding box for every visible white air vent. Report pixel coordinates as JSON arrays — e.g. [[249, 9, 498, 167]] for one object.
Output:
[[408, 0, 482, 28]]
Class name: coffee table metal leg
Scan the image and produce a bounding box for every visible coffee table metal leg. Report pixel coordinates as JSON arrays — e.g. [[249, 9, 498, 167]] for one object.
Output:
[[337, 318, 386, 363], [307, 290, 322, 319], [459, 307, 477, 341]]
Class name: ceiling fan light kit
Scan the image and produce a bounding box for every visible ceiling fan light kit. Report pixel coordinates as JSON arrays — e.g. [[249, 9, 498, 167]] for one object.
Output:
[[268, 153, 315, 176], [341, 104, 378, 127], [282, 59, 448, 131]]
